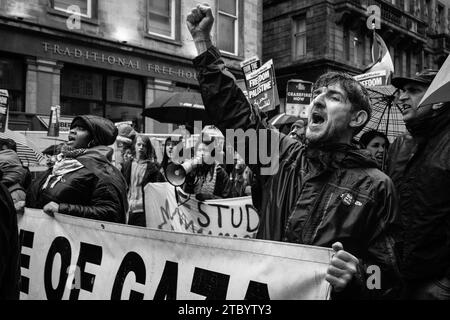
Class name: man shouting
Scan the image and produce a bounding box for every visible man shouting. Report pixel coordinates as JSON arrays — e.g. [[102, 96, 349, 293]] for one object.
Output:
[[187, 4, 400, 299]]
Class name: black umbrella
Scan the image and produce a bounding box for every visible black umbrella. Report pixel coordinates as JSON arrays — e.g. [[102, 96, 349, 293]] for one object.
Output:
[[143, 91, 213, 125], [358, 85, 406, 143]]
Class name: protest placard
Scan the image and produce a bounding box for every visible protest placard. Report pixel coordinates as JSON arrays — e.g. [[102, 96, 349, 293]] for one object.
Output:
[[144, 183, 259, 238], [240, 56, 261, 79], [0, 89, 8, 132], [18, 208, 332, 300], [285, 80, 313, 118], [354, 70, 388, 87], [245, 60, 279, 112]]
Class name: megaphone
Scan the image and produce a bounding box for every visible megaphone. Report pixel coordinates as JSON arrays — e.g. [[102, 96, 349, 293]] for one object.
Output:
[[165, 158, 201, 186]]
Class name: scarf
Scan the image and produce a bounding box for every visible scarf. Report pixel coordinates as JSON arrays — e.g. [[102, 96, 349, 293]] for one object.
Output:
[[42, 147, 86, 190]]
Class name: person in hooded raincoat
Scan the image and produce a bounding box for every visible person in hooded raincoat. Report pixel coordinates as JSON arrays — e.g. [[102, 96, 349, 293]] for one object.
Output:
[[25, 115, 128, 223]]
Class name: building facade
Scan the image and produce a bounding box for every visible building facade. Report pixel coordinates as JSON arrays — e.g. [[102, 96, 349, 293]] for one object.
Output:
[[0, 0, 262, 133], [263, 0, 450, 109]]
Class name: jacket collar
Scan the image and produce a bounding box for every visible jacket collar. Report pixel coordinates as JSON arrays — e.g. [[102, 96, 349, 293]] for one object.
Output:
[[406, 105, 450, 139], [306, 142, 379, 169]]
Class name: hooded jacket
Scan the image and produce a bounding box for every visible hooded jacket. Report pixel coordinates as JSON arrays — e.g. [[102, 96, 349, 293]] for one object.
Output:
[[386, 106, 450, 281], [26, 146, 128, 223], [193, 46, 401, 299], [71, 115, 118, 147], [26, 115, 128, 223]]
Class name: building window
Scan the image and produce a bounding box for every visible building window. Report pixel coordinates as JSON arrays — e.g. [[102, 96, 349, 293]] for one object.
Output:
[[343, 26, 350, 61], [293, 16, 306, 59], [147, 0, 177, 40], [218, 0, 239, 55], [437, 4, 444, 33], [394, 49, 403, 76], [61, 67, 145, 131], [0, 57, 24, 112], [52, 0, 93, 18]]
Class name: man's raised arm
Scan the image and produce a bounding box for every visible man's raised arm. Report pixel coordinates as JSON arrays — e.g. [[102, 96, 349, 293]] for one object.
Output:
[[186, 5, 295, 179]]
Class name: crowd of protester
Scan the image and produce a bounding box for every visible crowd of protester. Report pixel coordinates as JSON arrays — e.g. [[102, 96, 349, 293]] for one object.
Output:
[[1, 4, 449, 301]]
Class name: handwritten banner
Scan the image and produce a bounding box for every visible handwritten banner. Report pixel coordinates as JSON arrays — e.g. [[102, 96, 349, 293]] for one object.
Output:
[[18, 209, 332, 300], [144, 183, 259, 238]]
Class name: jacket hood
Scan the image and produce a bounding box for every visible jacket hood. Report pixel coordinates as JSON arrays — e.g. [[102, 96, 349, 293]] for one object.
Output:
[[80, 146, 114, 163], [71, 115, 118, 147]]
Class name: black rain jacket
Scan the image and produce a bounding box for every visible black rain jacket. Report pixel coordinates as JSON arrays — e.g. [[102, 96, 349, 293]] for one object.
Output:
[[193, 46, 401, 299], [0, 182, 20, 299], [26, 146, 128, 223], [386, 106, 450, 281]]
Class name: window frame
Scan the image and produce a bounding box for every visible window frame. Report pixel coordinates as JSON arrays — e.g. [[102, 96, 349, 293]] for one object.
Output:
[[52, 0, 93, 19], [217, 0, 240, 56], [292, 14, 307, 61], [146, 0, 181, 45]]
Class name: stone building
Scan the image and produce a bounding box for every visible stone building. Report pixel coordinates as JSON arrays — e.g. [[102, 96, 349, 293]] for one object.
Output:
[[263, 0, 450, 109], [0, 0, 262, 133]]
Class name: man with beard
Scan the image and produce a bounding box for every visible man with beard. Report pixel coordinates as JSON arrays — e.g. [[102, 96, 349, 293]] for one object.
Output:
[[186, 4, 400, 299], [386, 70, 450, 299]]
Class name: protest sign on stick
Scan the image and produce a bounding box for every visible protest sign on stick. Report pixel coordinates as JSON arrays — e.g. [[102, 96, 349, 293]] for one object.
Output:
[[245, 60, 279, 112], [285, 80, 313, 118]]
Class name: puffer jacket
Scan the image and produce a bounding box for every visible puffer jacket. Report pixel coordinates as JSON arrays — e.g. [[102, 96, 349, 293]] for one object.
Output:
[[26, 146, 128, 223], [193, 46, 401, 299], [386, 106, 450, 282], [0, 182, 20, 299]]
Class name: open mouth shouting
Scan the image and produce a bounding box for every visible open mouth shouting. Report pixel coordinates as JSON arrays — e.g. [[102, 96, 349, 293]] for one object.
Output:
[[309, 109, 327, 128], [397, 103, 412, 114], [67, 135, 76, 145]]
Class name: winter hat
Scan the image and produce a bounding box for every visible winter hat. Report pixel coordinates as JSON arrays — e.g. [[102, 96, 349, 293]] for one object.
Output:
[[70, 115, 118, 147]]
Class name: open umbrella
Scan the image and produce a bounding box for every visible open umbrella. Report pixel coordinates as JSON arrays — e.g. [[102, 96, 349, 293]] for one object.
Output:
[[143, 91, 213, 125], [269, 113, 301, 128], [358, 85, 406, 143], [0, 129, 46, 167]]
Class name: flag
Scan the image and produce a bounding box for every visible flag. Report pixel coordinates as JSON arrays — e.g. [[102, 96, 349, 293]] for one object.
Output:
[[419, 54, 450, 107], [0, 89, 8, 133], [47, 105, 60, 137], [364, 31, 394, 83]]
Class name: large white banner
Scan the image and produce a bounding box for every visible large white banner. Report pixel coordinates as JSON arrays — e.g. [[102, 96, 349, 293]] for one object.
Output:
[[18, 209, 332, 300], [144, 183, 259, 238]]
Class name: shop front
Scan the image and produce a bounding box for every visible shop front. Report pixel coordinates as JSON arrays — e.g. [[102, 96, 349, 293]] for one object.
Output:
[[0, 25, 200, 134]]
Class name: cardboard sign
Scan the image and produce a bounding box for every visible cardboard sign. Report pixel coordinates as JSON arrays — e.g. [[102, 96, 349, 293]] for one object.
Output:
[[246, 60, 279, 112], [285, 80, 313, 118]]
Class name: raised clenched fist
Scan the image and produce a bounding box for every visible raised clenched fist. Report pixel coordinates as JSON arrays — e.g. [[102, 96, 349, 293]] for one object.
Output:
[[186, 4, 214, 41]]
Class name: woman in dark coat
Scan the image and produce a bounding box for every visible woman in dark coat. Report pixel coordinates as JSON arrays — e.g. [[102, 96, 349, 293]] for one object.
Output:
[[121, 134, 165, 227], [26, 115, 128, 223]]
